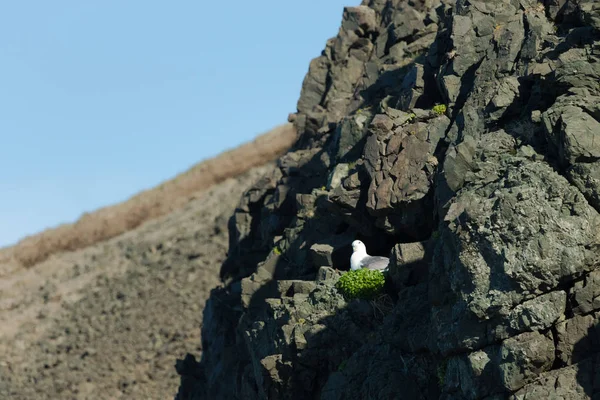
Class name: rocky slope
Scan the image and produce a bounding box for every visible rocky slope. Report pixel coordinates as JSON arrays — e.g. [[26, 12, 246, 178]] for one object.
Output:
[[0, 165, 271, 399], [179, 0, 600, 399]]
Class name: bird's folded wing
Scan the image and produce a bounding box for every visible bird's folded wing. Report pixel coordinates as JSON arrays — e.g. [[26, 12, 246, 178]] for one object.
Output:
[[361, 256, 389, 271]]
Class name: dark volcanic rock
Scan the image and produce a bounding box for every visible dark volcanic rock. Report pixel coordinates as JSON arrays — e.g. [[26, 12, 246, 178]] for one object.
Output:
[[432, 130, 599, 353], [180, 0, 600, 399], [442, 331, 555, 398]]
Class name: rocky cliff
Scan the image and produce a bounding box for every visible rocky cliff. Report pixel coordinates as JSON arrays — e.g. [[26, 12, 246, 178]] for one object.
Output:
[[177, 0, 600, 399]]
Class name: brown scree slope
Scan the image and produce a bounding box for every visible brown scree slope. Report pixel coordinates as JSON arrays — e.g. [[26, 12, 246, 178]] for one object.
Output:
[[0, 164, 274, 400]]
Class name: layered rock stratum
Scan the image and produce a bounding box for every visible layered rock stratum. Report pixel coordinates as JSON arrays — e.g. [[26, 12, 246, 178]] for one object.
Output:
[[179, 1, 600, 399]]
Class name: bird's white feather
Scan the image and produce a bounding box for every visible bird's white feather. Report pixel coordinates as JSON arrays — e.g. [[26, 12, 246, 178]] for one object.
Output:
[[350, 240, 389, 271]]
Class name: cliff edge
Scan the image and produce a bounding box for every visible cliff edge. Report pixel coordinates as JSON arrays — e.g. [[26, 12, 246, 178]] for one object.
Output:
[[179, 0, 600, 399]]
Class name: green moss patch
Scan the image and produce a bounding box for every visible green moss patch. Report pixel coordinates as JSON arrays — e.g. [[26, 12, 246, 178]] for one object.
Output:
[[433, 104, 447, 115], [335, 269, 385, 300]]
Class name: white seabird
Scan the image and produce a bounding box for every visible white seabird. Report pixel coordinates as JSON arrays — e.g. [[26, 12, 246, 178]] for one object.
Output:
[[350, 240, 390, 271]]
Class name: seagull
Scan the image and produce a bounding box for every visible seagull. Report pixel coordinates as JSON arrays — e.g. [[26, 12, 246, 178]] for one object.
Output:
[[350, 240, 390, 272]]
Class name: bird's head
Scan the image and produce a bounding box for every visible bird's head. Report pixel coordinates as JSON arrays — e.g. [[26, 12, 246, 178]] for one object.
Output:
[[351, 240, 367, 254]]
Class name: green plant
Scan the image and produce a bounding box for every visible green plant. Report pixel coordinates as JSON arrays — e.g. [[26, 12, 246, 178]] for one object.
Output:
[[437, 360, 448, 387], [335, 269, 385, 300], [433, 104, 447, 115], [273, 246, 282, 255], [355, 106, 373, 116], [400, 112, 417, 127]]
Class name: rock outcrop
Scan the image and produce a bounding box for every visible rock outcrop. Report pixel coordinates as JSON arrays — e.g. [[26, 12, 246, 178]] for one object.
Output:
[[177, 0, 600, 399]]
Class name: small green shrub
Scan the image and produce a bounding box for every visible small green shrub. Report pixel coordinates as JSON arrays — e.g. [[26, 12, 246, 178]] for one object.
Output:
[[433, 104, 447, 115], [336, 269, 385, 300], [437, 360, 448, 387], [273, 246, 282, 255]]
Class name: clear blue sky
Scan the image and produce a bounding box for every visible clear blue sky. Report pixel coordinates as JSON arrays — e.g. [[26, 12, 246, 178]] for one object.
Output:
[[0, 1, 354, 247]]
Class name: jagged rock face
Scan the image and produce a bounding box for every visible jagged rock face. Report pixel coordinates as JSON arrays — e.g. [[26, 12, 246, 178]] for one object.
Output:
[[177, 1, 600, 399]]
